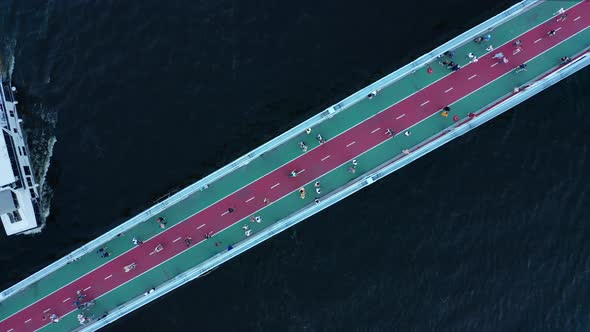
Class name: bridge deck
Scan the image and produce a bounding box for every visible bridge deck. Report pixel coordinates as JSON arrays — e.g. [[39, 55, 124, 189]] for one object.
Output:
[[1, 1, 589, 331]]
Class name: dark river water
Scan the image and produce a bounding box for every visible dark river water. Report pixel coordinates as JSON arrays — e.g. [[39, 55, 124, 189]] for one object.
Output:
[[1, 0, 589, 331]]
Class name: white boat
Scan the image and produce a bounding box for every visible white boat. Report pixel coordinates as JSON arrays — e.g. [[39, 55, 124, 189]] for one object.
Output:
[[0, 76, 40, 236]]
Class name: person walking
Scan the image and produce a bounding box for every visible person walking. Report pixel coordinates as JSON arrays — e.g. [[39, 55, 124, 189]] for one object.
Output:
[[124, 263, 137, 273], [515, 63, 527, 73], [299, 188, 306, 199], [298, 141, 308, 152], [316, 134, 326, 144], [157, 217, 166, 229]]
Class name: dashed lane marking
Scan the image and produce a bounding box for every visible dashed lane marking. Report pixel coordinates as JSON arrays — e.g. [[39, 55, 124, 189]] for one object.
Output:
[[220, 211, 229, 216], [396, 114, 405, 120], [444, 87, 453, 93], [420, 100, 430, 106], [83, 286, 92, 291], [104, 275, 112, 280], [197, 224, 206, 229], [270, 183, 280, 189], [346, 141, 356, 147], [321, 155, 331, 161], [62, 297, 71, 303], [43, 309, 51, 313], [574, 16, 581, 21], [534, 38, 542, 44], [245, 197, 255, 203], [370, 128, 381, 134], [490, 62, 499, 67], [25, 319, 32, 323], [173, 237, 181, 243], [468, 74, 477, 80]]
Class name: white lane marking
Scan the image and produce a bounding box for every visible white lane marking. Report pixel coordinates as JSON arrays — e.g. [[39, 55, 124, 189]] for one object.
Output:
[[346, 141, 356, 147], [321, 155, 331, 161], [25, 319, 32, 323], [197, 224, 206, 229], [221, 211, 229, 216], [396, 114, 406, 120], [83, 286, 92, 291], [104, 275, 112, 280], [298, 169, 306, 174], [490, 62, 498, 67], [371, 128, 381, 134], [512, 49, 521, 55], [245, 196, 255, 203], [556, 27, 562, 32], [420, 100, 430, 106], [173, 237, 182, 243], [43, 309, 51, 313], [444, 87, 453, 93], [574, 16, 580, 21], [62, 297, 71, 303], [534, 38, 542, 44], [468, 74, 477, 80], [270, 183, 280, 189]]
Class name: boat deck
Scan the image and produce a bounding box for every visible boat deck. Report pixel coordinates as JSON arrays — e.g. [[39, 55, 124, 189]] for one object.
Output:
[[1, 1, 589, 331]]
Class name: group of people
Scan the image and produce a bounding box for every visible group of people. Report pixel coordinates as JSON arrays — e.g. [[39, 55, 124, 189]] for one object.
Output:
[[96, 247, 111, 258], [473, 34, 492, 44], [72, 290, 94, 324], [298, 133, 327, 153], [298, 141, 308, 152], [73, 290, 94, 311], [77, 313, 90, 325], [242, 224, 252, 237], [439, 59, 461, 72]]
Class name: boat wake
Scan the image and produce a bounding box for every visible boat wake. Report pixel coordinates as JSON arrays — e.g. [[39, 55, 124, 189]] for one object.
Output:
[[1, 34, 57, 235]]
